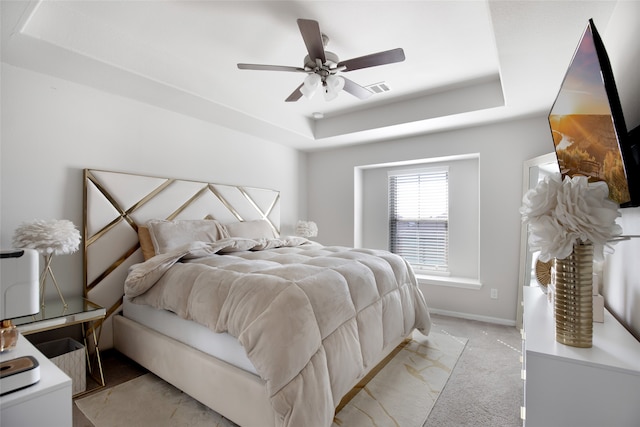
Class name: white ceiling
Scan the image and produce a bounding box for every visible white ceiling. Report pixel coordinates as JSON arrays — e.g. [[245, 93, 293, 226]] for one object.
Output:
[[1, 1, 620, 151]]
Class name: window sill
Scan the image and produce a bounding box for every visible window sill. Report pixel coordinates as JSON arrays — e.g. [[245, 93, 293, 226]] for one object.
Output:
[[416, 274, 482, 290]]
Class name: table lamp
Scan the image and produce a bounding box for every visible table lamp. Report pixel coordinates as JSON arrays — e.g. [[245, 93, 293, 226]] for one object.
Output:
[[12, 219, 81, 308], [295, 220, 318, 238]]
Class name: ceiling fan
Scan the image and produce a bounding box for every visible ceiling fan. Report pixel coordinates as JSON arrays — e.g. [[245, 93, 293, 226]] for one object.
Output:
[[237, 19, 405, 102]]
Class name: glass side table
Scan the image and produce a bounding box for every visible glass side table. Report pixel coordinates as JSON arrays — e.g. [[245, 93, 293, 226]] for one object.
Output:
[[12, 297, 106, 390]]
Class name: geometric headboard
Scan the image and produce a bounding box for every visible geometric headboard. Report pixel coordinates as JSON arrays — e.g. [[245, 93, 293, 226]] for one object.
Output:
[[83, 168, 280, 348]]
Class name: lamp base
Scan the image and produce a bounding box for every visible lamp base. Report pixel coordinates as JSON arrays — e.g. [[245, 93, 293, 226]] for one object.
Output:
[[40, 254, 67, 309]]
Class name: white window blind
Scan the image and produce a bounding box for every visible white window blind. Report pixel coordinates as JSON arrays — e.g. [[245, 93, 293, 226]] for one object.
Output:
[[388, 168, 449, 272]]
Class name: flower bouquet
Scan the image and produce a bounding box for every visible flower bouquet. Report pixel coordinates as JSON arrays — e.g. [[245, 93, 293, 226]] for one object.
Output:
[[520, 173, 622, 347], [520, 173, 622, 262]]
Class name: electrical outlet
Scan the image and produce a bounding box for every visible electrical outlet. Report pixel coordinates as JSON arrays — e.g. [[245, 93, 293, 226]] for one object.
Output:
[[490, 288, 498, 299]]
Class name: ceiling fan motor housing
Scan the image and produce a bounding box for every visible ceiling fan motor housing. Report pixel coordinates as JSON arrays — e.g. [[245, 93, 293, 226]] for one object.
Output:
[[304, 51, 340, 74]]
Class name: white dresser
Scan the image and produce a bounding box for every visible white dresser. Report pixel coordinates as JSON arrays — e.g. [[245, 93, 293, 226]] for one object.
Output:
[[0, 333, 72, 427], [522, 286, 640, 427]]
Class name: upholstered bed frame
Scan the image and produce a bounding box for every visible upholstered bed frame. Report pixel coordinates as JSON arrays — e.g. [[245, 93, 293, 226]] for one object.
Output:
[[83, 168, 404, 426]]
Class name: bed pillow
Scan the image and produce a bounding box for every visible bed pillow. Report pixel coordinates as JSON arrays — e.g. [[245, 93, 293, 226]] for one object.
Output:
[[224, 219, 278, 239], [146, 219, 230, 255], [137, 226, 156, 260]]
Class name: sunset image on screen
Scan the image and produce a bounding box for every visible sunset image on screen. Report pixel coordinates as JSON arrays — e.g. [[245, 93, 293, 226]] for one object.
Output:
[[549, 23, 630, 204]]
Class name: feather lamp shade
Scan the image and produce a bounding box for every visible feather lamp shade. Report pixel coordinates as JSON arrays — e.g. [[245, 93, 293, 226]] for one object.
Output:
[[13, 219, 81, 256], [12, 219, 81, 307]]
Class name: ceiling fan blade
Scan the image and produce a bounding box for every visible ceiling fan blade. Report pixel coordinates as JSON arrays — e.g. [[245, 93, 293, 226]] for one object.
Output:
[[238, 63, 306, 72], [338, 48, 405, 72], [285, 84, 304, 102], [297, 19, 326, 64], [342, 77, 373, 100]]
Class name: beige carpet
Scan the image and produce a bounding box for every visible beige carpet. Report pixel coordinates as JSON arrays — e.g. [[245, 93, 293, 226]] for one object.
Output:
[[76, 331, 466, 427]]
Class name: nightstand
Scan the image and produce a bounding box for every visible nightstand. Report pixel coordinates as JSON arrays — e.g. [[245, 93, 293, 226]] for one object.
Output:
[[0, 334, 72, 426], [12, 297, 106, 392]]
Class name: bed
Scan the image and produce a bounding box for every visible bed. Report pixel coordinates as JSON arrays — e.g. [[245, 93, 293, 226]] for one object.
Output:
[[83, 168, 431, 427]]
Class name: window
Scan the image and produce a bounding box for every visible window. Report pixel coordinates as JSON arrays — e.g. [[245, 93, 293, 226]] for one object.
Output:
[[358, 154, 479, 287], [388, 167, 449, 273]]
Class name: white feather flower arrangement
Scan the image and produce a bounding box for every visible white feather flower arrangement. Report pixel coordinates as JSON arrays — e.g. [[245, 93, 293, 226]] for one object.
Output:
[[520, 174, 622, 262], [13, 219, 81, 256]]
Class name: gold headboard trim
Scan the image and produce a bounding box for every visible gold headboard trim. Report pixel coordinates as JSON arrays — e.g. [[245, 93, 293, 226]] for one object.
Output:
[[84, 170, 134, 244], [167, 185, 210, 221], [104, 298, 123, 325], [208, 184, 244, 222], [83, 169, 281, 349], [85, 216, 125, 247], [84, 297, 120, 339], [84, 170, 176, 291], [85, 173, 175, 246], [86, 243, 139, 292], [124, 179, 176, 225], [237, 186, 280, 235]]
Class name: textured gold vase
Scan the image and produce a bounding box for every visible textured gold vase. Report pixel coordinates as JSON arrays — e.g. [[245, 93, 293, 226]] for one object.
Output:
[[553, 242, 593, 348]]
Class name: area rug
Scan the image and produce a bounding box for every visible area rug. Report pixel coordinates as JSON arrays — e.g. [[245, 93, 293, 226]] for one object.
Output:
[[76, 331, 467, 427]]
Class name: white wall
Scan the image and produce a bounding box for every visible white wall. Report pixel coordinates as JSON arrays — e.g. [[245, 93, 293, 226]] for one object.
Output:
[[606, 0, 640, 132], [0, 63, 305, 300], [603, 208, 640, 339], [307, 116, 553, 324], [600, 0, 640, 339]]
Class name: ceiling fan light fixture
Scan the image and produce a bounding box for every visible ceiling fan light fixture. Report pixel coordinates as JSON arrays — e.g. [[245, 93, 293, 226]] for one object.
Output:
[[301, 73, 321, 99], [327, 75, 345, 91], [323, 75, 345, 101]]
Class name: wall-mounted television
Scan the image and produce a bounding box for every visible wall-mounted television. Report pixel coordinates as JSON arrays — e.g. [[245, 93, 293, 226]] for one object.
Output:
[[549, 19, 639, 207]]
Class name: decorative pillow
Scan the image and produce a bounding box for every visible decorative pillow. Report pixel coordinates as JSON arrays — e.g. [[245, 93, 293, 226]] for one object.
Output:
[[224, 219, 278, 239], [146, 219, 229, 255], [137, 226, 156, 260]]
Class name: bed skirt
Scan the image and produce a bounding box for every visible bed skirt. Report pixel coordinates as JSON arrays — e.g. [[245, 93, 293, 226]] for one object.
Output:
[[114, 314, 406, 427], [114, 315, 275, 427]]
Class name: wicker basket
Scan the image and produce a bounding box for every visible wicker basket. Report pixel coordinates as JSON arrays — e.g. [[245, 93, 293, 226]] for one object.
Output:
[[37, 338, 86, 395]]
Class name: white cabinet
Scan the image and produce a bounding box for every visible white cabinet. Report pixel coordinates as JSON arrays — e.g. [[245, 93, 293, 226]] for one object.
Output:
[[1, 334, 72, 427], [522, 287, 640, 427]]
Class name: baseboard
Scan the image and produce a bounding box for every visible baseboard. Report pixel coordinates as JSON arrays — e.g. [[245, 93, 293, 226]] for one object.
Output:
[[429, 308, 516, 327]]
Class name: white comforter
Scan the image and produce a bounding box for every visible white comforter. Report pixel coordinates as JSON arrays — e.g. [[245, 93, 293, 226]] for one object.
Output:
[[125, 238, 431, 427]]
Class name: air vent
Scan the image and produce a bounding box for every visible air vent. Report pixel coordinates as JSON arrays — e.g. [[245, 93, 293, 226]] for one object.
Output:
[[364, 82, 391, 94]]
